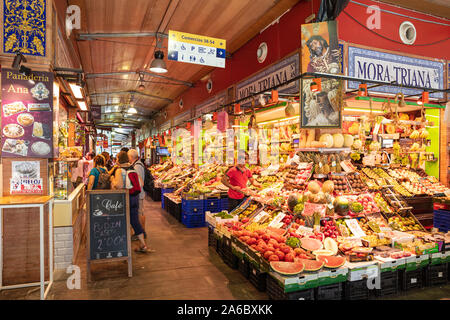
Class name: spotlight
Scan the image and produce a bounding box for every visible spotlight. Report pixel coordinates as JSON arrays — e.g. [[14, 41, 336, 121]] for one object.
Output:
[[12, 52, 26, 69], [138, 83, 145, 91]]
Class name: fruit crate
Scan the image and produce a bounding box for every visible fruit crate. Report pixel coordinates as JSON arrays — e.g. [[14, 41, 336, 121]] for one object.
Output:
[[152, 187, 161, 202], [424, 263, 448, 286], [207, 225, 218, 251], [181, 212, 206, 228], [223, 246, 238, 269], [166, 196, 174, 215], [248, 262, 267, 292], [204, 198, 221, 213], [237, 256, 250, 279], [344, 279, 369, 300], [161, 188, 174, 209], [174, 202, 182, 222], [373, 270, 399, 297], [182, 199, 205, 215], [315, 282, 343, 300], [266, 275, 314, 300], [399, 268, 424, 291], [404, 196, 434, 215]]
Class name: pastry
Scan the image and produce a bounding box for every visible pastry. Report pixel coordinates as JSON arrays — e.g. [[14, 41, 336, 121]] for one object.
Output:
[[17, 113, 34, 126], [32, 122, 44, 138], [31, 141, 50, 156], [3, 101, 27, 116], [3, 124, 24, 138]]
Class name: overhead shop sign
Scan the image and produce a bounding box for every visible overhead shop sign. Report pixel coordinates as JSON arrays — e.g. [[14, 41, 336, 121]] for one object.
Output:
[[236, 53, 299, 107], [348, 46, 445, 99], [168, 30, 226, 68], [173, 110, 191, 126], [194, 92, 227, 117], [160, 121, 171, 133]]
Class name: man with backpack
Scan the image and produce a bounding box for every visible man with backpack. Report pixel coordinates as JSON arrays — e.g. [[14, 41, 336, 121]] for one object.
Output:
[[128, 149, 150, 241]]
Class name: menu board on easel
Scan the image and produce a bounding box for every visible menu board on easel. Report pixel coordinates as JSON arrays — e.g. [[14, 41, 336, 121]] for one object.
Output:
[[1, 68, 53, 158], [87, 190, 132, 280]]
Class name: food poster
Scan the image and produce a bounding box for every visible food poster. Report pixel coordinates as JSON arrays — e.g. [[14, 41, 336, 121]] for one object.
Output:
[[10, 160, 43, 194], [1, 68, 53, 158]]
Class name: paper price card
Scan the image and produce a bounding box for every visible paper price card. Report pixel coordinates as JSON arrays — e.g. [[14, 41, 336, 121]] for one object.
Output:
[[345, 219, 366, 238], [268, 212, 286, 228], [296, 225, 314, 235], [253, 211, 268, 223]]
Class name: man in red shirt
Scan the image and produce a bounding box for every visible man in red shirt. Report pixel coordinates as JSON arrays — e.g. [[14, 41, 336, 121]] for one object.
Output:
[[221, 162, 261, 212]]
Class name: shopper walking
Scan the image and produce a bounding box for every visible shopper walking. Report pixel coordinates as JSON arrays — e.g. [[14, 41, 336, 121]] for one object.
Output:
[[101, 151, 113, 171], [221, 155, 261, 212], [111, 151, 150, 253], [128, 149, 148, 240], [87, 155, 108, 190]]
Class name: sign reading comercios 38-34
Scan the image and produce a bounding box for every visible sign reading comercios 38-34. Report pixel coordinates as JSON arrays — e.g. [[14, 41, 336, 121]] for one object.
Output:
[[1, 68, 54, 158], [348, 46, 444, 99]]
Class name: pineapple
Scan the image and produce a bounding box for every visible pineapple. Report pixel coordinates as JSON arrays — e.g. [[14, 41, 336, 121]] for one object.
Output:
[[322, 154, 330, 175]]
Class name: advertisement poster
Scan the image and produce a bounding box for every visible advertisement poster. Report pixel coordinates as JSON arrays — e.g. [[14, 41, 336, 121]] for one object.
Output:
[[300, 21, 342, 128], [10, 160, 43, 194], [1, 68, 54, 158]]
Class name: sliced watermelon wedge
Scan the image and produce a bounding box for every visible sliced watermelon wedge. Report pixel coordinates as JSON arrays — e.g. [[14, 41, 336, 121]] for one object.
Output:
[[295, 258, 324, 272], [270, 261, 304, 276], [300, 237, 323, 251], [316, 255, 346, 269]]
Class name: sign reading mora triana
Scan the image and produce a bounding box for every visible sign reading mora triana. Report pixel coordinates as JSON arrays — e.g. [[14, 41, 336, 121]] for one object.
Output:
[[236, 54, 299, 107], [348, 46, 444, 99], [168, 30, 226, 68]]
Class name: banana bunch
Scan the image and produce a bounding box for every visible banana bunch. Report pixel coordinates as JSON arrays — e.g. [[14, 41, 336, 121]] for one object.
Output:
[[410, 130, 420, 139], [393, 142, 401, 158], [419, 128, 429, 139], [410, 143, 420, 152]]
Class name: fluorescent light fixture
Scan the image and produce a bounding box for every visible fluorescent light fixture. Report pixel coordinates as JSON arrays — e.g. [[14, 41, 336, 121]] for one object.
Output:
[[257, 116, 300, 126], [77, 101, 88, 111], [69, 83, 84, 99], [344, 107, 383, 114], [128, 106, 137, 114]]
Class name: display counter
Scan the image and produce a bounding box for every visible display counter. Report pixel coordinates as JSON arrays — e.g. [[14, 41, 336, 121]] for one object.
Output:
[[53, 183, 86, 270]]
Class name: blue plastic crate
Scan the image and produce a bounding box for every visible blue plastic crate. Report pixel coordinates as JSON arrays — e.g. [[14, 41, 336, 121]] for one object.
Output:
[[205, 198, 221, 213], [182, 212, 206, 228], [161, 188, 174, 209], [220, 198, 229, 211], [182, 199, 205, 215]]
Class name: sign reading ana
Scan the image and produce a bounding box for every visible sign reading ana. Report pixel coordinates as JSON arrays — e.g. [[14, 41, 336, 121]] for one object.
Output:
[[168, 30, 226, 68]]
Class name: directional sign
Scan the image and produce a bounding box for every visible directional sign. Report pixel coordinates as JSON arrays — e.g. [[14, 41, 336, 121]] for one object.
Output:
[[168, 30, 226, 68]]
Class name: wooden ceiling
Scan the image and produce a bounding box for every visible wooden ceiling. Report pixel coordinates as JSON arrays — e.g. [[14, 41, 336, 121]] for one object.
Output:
[[67, 0, 301, 126]]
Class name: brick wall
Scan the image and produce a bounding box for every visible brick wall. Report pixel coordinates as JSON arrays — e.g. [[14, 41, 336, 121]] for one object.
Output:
[[53, 226, 73, 270]]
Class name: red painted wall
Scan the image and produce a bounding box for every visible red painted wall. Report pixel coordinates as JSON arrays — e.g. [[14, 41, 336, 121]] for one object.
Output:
[[159, 0, 449, 128]]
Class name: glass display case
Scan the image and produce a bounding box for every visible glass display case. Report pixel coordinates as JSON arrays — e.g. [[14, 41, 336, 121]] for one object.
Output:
[[53, 160, 76, 200]]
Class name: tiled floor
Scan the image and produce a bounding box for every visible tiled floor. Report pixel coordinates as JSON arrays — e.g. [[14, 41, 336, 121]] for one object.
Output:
[[1, 197, 449, 300]]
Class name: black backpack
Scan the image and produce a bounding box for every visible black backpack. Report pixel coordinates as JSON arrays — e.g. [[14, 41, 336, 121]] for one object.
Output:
[[134, 162, 153, 193]]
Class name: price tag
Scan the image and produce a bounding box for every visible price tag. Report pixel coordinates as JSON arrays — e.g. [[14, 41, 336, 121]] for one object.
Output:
[[253, 211, 268, 223], [345, 219, 366, 238], [319, 162, 323, 168], [332, 161, 336, 167], [296, 225, 313, 235], [341, 161, 355, 173], [268, 212, 286, 228], [297, 162, 310, 170], [411, 278, 417, 284]]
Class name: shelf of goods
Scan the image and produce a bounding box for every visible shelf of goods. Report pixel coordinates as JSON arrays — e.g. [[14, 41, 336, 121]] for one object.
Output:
[[186, 156, 450, 300]]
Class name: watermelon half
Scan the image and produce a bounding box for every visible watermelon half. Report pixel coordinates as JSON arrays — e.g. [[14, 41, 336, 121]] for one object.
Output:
[[300, 238, 323, 251], [270, 261, 304, 276], [316, 255, 346, 269], [295, 258, 324, 272]]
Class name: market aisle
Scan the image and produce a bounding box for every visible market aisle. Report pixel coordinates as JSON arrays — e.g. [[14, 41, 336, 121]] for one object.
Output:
[[0, 196, 267, 300]]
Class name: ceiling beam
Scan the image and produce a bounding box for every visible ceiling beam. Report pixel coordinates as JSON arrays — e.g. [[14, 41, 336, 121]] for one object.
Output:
[[85, 71, 194, 87], [89, 90, 173, 103]]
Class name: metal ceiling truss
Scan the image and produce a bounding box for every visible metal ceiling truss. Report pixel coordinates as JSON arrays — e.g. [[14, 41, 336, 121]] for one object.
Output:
[[89, 90, 173, 103], [77, 32, 169, 41], [85, 71, 193, 87]]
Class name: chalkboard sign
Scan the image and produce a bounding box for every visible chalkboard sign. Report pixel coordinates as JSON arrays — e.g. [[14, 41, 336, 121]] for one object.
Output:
[[87, 190, 132, 279]]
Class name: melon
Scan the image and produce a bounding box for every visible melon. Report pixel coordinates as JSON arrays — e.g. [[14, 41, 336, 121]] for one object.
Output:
[[317, 255, 346, 268], [312, 249, 334, 256], [332, 133, 344, 148], [300, 238, 323, 251], [322, 180, 334, 194], [323, 238, 338, 255], [343, 134, 354, 148], [270, 261, 304, 276], [307, 181, 321, 194], [352, 139, 362, 150], [295, 258, 324, 272], [319, 134, 334, 148]]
